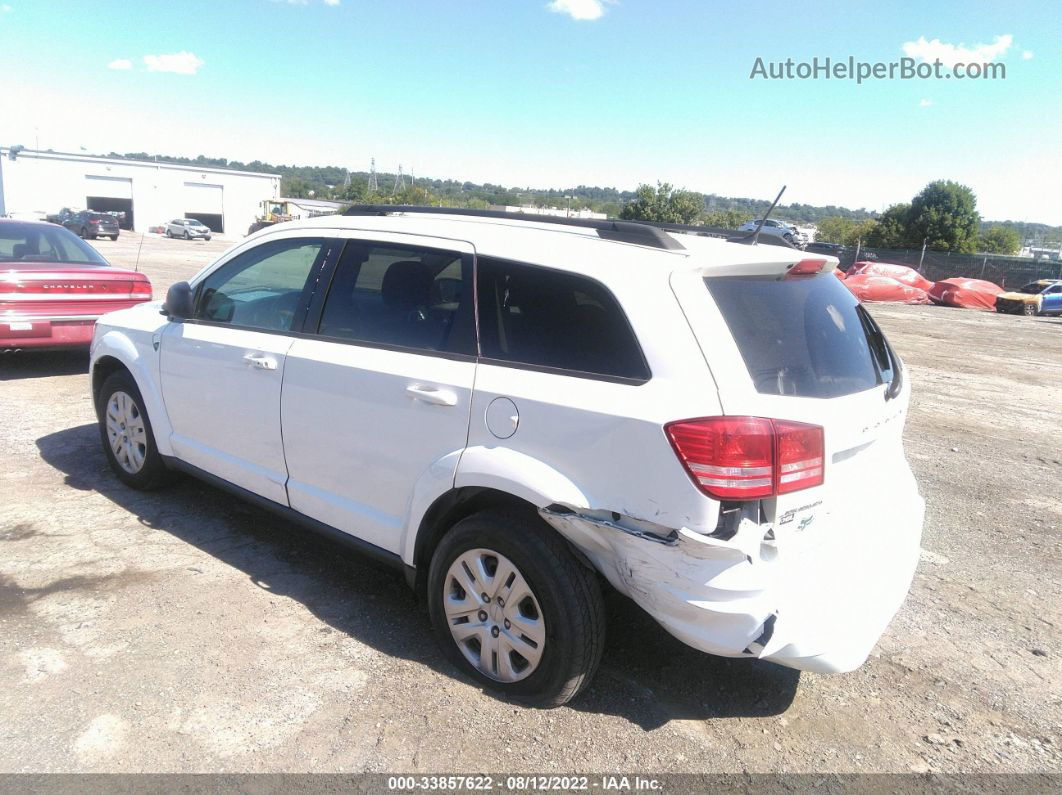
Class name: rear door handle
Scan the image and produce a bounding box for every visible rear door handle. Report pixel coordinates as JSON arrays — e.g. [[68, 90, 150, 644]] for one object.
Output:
[[243, 353, 278, 370], [406, 384, 457, 407]]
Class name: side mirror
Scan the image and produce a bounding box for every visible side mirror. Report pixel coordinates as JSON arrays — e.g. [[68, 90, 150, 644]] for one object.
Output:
[[163, 281, 195, 320]]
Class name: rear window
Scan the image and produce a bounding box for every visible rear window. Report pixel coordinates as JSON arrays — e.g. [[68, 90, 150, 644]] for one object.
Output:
[[0, 221, 108, 265], [705, 273, 889, 398]]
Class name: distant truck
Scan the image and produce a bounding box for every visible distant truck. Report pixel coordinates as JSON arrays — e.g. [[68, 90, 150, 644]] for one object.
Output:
[[995, 280, 1062, 316], [246, 198, 342, 235]]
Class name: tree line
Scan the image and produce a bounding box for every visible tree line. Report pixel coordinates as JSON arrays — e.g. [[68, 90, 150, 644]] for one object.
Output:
[[104, 152, 1055, 254]]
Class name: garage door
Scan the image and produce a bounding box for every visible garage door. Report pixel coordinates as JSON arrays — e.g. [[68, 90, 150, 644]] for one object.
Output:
[[184, 183, 224, 232], [86, 176, 134, 230]]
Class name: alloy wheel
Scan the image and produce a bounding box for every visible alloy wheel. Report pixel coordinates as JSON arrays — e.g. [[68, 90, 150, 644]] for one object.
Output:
[[105, 391, 147, 474], [443, 548, 546, 683]]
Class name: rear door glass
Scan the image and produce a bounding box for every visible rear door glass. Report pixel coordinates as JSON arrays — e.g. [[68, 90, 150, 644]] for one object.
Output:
[[476, 257, 650, 382], [705, 273, 887, 398]]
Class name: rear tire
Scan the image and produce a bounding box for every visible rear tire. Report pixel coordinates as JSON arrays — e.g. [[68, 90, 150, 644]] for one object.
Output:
[[79, 226, 88, 238], [96, 371, 170, 490], [427, 508, 605, 707]]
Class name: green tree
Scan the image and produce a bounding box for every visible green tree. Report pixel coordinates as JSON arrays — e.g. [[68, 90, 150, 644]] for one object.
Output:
[[620, 182, 703, 225], [815, 216, 856, 244], [702, 209, 747, 229], [977, 225, 1021, 255], [906, 180, 981, 253], [866, 203, 912, 248]]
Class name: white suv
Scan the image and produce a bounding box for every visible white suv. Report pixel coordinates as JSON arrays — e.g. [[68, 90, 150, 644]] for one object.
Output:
[[89, 207, 924, 706]]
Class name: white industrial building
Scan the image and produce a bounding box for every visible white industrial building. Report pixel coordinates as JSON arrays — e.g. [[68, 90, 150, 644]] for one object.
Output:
[[0, 148, 280, 236]]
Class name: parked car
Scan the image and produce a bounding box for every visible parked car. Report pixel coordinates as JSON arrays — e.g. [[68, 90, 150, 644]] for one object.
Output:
[[0, 219, 151, 351], [46, 207, 80, 226], [165, 218, 212, 240], [61, 210, 120, 240], [737, 218, 800, 245], [89, 208, 924, 705], [806, 241, 847, 256], [994, 279, 1062, 316]]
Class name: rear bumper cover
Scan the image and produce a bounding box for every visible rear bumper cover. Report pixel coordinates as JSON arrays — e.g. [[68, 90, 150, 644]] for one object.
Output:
[[542, 479, 924, 674], [1, 317, 96, 349]]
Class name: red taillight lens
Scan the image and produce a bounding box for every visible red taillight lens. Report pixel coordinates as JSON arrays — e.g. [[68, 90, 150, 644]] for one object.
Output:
[[774, 420, 825, 493], [666, 417, 775, 499], [666, 417, 824, 499], [89, 219, 100, 225]]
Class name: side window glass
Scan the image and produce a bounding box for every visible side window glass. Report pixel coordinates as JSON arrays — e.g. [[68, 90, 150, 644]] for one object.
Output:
[[195, 237, 326, 332], [317, 241, 472, 354], [476, 257, 649, 381]]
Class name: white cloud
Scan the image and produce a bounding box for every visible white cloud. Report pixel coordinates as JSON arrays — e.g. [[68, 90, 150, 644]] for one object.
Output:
[[323, 0, 340, 5], [1, 4, 12, 12], [546, 0, 611, 21], [919, 98, 933, 108], [143, 52, 204, 75], [107, 58, 133, 71], [901, 34, 1012, 68], [1022, 50, 1034, 60]]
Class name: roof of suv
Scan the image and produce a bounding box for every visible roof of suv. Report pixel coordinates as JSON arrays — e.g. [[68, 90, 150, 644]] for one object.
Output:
[[253, 211, 821, 282]]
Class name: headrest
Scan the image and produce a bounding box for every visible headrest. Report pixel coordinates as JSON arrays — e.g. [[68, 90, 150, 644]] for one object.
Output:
[[381, 260, 433, 311]]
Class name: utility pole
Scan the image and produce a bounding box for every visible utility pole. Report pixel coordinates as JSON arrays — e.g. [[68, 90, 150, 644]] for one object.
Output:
[[918, 237, 928, 271], [368, 158, 378, 193]]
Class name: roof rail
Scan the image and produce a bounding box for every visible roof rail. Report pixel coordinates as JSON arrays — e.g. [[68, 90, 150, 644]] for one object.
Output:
[[341, 204, 686, 250], [340, 204, 798, 250]]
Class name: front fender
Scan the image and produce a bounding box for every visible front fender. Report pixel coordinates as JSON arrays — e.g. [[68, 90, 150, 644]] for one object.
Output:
[[399, 445, 590, 566], [91, 328, 174, 456]]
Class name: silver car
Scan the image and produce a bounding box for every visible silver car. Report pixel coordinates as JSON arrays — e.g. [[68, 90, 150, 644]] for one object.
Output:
[[737, 218, 802, 245], [165, 219, 212, 240]]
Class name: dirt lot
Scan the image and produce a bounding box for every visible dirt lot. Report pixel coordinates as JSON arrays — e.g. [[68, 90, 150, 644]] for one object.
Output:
[[1, 235, 1060, 774]]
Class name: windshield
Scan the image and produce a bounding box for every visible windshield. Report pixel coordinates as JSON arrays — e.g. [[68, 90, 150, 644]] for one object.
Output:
[[1018, 283, 1044, 294], [705, 272, 894, 398], [0, 222, 108, 265]]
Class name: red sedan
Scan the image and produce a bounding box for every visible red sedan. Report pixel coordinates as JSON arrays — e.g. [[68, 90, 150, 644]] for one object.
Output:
[[1, 219, 152, 351]]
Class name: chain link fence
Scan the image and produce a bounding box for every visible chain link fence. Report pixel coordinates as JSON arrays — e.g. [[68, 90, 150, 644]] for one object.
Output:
[[836, 247, 1062, 288]]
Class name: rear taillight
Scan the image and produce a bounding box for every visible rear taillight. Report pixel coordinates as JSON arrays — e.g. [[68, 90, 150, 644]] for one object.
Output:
[[666, 417, 824, 500], [89, 219, 100, 225], [774, 420, 825, 494]]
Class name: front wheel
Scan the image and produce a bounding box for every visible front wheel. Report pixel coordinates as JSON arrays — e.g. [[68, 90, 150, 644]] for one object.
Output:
[[96, 371, 170, 490], [165, 229, 173, 238], [427, 509, 605, 707], [1023, 303, 1039, 316], [184, 231, 191, 240]]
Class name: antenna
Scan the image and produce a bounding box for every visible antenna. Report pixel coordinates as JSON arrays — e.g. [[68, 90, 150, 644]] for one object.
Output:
[[750, 185, 787, 245], [134, 230, 145, 273], [368, 158, 378, 193]]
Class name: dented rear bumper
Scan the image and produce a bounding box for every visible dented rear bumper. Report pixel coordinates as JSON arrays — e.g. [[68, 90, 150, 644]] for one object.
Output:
[[541, 483, 924, 674]]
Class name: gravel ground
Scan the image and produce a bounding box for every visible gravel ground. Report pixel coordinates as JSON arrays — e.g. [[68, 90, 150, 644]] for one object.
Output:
[[0, 236, 1059, 774]]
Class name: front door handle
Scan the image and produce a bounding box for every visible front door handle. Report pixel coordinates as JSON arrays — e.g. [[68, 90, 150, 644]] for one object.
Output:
[[243, 353, 278, 370], [406, 384, 457, 407]]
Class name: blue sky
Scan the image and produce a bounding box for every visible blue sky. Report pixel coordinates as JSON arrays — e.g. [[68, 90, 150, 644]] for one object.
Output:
[[2, 0, 1060, 222]]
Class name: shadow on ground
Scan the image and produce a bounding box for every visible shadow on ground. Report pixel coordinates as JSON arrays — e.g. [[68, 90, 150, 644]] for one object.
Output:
[[36, 423, 799, 729], [0, 350, 89, 381]]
